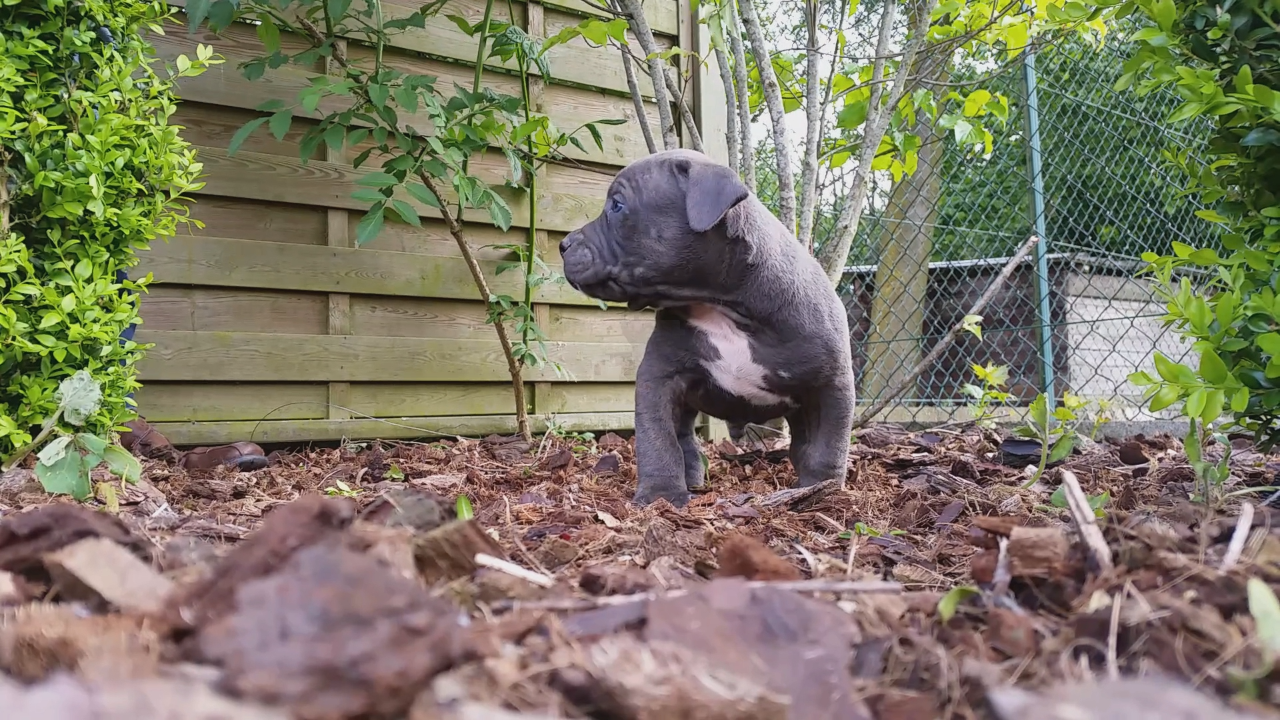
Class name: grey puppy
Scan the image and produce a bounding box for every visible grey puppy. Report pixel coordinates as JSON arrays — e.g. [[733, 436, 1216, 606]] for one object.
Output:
[[559, 149, 855, 507]]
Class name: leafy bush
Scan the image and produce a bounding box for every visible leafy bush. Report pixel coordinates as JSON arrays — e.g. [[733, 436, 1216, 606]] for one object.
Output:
[[1121, 0, 1280, 448], [0, 0, 216, 460]]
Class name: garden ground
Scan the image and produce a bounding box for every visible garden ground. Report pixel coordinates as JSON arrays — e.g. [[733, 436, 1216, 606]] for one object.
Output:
[[1, 424, 1279, 719]]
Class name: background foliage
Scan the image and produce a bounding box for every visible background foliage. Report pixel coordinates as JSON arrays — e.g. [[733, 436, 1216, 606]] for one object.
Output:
[[1123, 0, 1280, 449], [0, 0, 213, 459]]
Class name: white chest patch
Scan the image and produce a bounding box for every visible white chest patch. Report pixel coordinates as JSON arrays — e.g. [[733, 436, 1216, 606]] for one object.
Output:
[[686, 305, 789, 406]]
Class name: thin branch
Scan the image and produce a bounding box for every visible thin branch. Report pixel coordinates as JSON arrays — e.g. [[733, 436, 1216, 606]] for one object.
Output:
[[737, 0, 796, 232], [715, 44, 740, 174], [726, 0, 756, 190], [796, 0, 824, 251], [616, 0, 678, 149], [488, 578, 904, 612], [617, 32, 657, 154], [419, 172, 532, 442], [819, 0, 937, 284], [664, 67, 705, 153], [850, 234, 1039, 429]]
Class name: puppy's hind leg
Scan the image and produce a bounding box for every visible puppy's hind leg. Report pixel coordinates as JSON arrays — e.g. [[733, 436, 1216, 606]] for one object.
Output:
[[787, 384, 854, 489], [677, 406, 706, 490]]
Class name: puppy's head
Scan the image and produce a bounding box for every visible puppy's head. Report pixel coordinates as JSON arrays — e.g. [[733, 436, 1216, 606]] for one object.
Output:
[[559, 149, 750, 309]]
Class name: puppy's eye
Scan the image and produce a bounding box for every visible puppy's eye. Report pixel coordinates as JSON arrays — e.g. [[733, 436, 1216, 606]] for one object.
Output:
[[607, 197, 625, 215]]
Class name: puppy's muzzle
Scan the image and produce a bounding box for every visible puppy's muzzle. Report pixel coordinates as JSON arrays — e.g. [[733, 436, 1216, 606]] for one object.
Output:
[[559, 229, 601, 290]]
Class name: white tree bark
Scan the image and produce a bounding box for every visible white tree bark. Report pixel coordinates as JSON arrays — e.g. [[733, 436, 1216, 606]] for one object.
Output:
[[664, 70, 705, 153], [796, 0, 823, 251], [736, 0, 795, 232], [618, 36, 657, 154], [617, 0, 678, 150], [715, 44, 740, 174], [817, 0, 936, 284], [726, 2, 756, 191]]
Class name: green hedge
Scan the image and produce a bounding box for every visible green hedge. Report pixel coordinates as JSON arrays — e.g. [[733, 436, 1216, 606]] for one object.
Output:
[[0, 0, 213, 459]]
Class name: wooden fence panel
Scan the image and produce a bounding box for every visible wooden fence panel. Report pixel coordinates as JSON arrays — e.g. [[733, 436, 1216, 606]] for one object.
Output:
[[136, 0, 689, 444]]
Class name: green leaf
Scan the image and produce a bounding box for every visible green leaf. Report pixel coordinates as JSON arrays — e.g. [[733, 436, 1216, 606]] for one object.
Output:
[[256, 19, 281, 53], [227, 117, 268, 156], [268, 110, 293, 141], [1047, 434, 1075, 464], [355, 204, 386, 245], [1185, 388, 1207, 419], [1154, 352, 1195, 385], [327, 0, 354, 22], [36, 447, 93, 501], [357, 172, 400, 188], [405, 183, 442, 208], [103, 444, 142, 484], [1248, 578, 1280, 662], [1201, 388, 1224, 424], [1232, 386, 1250, 412], [1241, 128, 1280, 147], [1149, 385, 1181, 411], [456, 494, 475, 520], [389, 199, 422, 227], [1029, 394, 1048, 428], [36, 435, 73, 467], [1199, 349, 1230, 385], [57, 370, 103, 426], [1152, 0, 1175, 30], [937, 586, 980, 623], [487, 196, 513, 231]]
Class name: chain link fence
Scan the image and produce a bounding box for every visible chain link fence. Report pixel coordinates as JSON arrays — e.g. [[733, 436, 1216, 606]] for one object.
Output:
[[792, 18, 1221, 430]]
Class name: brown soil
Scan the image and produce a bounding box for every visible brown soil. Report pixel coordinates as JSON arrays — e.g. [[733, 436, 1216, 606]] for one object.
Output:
[[1, 426, 1279, 719]]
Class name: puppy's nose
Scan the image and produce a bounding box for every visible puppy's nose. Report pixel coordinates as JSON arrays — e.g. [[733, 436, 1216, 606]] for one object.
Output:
[[559, 231, 579, 255]]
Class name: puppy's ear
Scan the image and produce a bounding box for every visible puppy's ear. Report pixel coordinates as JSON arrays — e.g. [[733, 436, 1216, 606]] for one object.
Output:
[[685, 161, 749, 233]]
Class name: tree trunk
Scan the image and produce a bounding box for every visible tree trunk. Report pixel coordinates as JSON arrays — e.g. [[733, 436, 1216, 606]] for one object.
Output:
[[861, 62, 950, 403], [736, 0, 795, 231], [726, 1, 755, 191]]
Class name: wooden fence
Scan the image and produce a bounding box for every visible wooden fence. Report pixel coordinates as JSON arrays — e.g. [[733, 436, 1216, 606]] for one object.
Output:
[[133, 0, 719, 446]]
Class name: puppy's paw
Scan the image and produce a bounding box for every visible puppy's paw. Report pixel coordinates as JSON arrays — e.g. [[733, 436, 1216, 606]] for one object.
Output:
[[632, 483, 692, 508]]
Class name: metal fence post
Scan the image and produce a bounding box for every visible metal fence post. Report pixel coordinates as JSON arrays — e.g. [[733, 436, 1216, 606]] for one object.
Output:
[[1022, 46, 1056, 408]]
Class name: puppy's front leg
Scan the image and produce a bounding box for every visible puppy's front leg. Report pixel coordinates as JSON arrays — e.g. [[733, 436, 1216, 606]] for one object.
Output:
[[633, 356, 692, 507], [788, 383, 854, 488]]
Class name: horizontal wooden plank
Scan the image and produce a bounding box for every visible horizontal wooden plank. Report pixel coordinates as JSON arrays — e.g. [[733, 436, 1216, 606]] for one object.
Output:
[[191, 145, 604, 233], [152, 411, 636, 445], [136, 235, 609, 307], [134, 331, 642, 383], [349, 297, 497, 339], [182, 195, 327, 245], [134, 383, 329, 422], [348, 383, 520, 416], [161, 0, 676, 96], [543, 0, 678, 37], [139, 286, 329, 334], [157, 29, 660, 167], [538, 382, 634, 413], [548, 305, 653, 343]]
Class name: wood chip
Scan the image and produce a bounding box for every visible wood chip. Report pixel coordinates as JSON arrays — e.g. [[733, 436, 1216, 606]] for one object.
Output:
[[45, 537, 173, 615]]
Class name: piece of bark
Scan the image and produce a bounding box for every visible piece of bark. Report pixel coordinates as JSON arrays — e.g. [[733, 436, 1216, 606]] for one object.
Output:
[[192, 540, 468, 720], [45, 537, 174, 615], [645, 577, 872, 719], [162, 494, 355, 633], [0, 503, 149, 577], [553, 634, 788, 720], [414, 518, 506, 584], [715, 532, 801, 581], [579, 564, 655, 596], [1004, 525, 1071, 577], [0, 673, 290, 720], [0, 604, 161, 682]]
